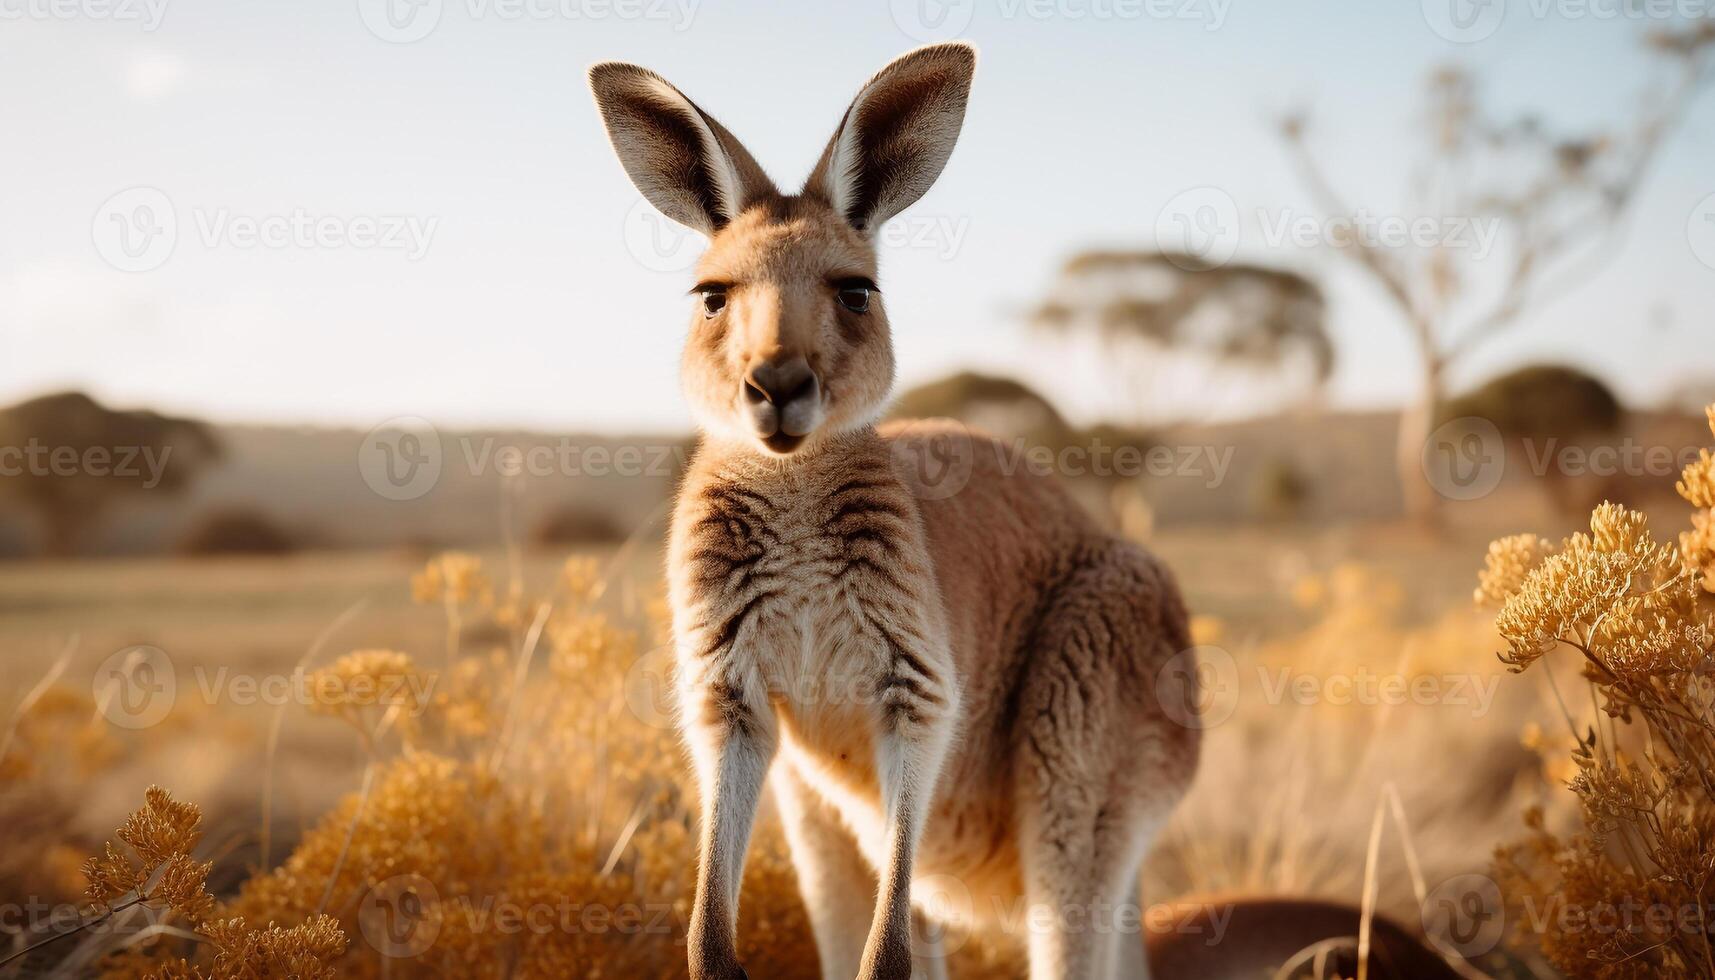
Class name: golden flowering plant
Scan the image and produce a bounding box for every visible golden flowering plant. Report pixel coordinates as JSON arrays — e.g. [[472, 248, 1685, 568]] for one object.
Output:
[[1479, 408, 1715, 979], [0, 787, 347, 979], [305, 649, 432, 749], [83, 786, 216, 928], [214, 552, 825, 978]]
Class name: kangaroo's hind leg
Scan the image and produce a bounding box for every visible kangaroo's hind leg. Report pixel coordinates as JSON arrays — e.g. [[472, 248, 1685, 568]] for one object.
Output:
[[772, 765, 875, 979], [1112, 877, 1150, 979], [1014, 546, 1198, 979], [1018, 796, 1159, 979]]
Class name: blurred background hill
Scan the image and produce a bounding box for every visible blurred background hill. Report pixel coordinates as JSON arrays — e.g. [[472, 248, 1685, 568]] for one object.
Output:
[[3, 383, 1709, 560]]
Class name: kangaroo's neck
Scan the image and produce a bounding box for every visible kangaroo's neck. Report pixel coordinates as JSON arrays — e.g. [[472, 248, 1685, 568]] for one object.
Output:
[[694, 425, 888, 489], [686, 427, 912, 514]]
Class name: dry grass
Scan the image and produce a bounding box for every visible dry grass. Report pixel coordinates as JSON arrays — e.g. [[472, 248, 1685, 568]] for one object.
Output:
[[8, 447, 1708, 975]]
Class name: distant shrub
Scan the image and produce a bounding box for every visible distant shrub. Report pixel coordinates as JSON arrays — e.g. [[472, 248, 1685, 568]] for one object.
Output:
[[176, 509, 300, 556], [891, 370, 1073, 444], [530, 505, 627, 546], [1446, 365, 1625, 516], [1251, 456, 1313, 521], [1443, 364, 1622, 440]]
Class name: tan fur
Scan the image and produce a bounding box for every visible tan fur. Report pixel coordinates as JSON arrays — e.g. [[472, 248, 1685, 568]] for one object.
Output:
[[591, 44, 1199, 980]]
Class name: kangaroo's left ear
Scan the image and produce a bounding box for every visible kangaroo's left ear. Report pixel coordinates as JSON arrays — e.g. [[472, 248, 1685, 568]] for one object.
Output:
[[588, 61, 777, 235], [804, 43, 976, 236]]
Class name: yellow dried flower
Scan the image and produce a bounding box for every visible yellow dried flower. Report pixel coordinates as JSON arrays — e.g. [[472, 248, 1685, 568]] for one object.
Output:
[[84, 841, 146, 906], [1487, 505, 1685, 672], [1676, 449, 1715, 508], [1681, 508, 1715, 593], [306, 650, 429, 719], [202, 915, 346, 979], [1288, 572, 1325, 610], [1520, 721, 1543, 750], [1475, 533, 1551, 604], [117, 786, 203, 868], [85, 786, 207, 915], [153, 853, 215, 925], [1189, 614, 1225, 645], [560, 555, 602, 603], [411, 552, 491, 606]]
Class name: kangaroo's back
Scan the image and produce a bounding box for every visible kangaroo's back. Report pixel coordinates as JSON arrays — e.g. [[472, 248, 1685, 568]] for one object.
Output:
[[881, 417, 1195, 739]]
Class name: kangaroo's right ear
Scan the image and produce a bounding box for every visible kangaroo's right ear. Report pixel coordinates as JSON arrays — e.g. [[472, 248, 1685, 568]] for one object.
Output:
[[805, 43, 976, 235], [588, 63, 777, 235]]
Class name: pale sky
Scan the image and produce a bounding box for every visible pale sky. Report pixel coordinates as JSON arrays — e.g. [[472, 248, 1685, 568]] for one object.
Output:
[[2, 0, 1712, 432]]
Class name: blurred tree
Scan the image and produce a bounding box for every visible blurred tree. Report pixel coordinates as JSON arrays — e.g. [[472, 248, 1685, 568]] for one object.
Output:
[[1281, 23, 1715, 520], [1026, 252, 1331, 425], [1443, 364, 1624, 518], [0, 391, 222, 557]]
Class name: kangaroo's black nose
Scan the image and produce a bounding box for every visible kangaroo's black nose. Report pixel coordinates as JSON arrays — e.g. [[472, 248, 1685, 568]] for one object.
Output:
[[743, 357, 819, 409]]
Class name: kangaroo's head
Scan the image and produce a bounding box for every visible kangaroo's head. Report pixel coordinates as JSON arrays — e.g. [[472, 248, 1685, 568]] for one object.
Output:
[[589, 44, 975, 458]]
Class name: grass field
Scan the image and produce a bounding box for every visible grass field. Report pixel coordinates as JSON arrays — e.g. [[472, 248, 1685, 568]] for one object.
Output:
[[0, 510, 1593, 976]]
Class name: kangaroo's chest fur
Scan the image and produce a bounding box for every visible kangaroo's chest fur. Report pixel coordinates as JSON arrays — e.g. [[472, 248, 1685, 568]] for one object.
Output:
[[668, 431, 954, 788], [667, 424, 1124, 893]]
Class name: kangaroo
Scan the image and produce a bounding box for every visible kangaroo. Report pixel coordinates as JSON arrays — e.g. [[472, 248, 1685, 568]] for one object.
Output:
[[589, 43, 1200, 980]]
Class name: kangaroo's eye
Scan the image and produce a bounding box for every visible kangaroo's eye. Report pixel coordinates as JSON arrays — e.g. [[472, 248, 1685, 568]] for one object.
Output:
[[700, 290, 727, 318], [836, 286, 870, 314]]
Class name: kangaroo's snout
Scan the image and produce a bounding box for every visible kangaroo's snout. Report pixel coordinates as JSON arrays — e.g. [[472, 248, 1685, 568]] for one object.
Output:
[[743, 355, 821, 450]]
